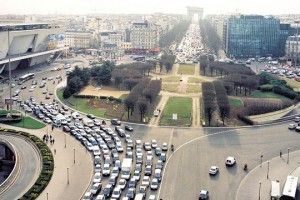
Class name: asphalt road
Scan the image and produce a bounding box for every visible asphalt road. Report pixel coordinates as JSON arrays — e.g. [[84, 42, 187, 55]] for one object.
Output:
[[0, 133, 41, 200]]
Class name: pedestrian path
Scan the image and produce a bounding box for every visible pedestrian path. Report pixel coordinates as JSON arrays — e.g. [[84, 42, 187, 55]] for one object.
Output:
[[0, 124, 93, 200], [149, 96, 169, 126], [192, 97, 200, 127], [236, 150, 300, 200]]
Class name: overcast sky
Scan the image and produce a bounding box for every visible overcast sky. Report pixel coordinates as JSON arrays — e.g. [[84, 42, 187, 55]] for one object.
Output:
[[1, 0, 300, 15]]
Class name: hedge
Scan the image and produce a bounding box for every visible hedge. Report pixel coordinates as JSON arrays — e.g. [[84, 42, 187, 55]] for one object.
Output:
[[258, 84, 273, 92], [73, 94, 123, 103], [0, 128, 54, 200]]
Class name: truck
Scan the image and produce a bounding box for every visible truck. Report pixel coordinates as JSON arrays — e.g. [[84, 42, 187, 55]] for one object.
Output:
[[121, 158, 132, 180], [82, 118, 94, 127]]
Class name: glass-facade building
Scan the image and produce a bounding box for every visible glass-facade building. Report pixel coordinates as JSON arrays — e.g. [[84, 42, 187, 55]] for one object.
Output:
[[225, 15, 280, 58]]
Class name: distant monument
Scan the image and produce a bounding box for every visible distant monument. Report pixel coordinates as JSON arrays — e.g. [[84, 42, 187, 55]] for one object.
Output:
[[187, 6, 204, 21]]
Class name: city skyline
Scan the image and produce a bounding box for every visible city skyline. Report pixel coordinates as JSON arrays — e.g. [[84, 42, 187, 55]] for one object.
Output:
[[1, 0, 300, 15]]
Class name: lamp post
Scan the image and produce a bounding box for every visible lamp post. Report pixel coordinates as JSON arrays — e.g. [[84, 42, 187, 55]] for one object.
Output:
[[46, 192, 48, 200], [287, 148, 290, 164], [267, 161, 270, 179], [67, 167, 69, 184], [260, 155, 263, 167], [64, 134, 66, 148], [73, 148, 76, 164], [7, 25, 12, 115], [258, 182, 261, 200]]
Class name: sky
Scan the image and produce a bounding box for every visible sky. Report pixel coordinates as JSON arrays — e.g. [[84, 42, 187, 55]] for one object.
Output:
[[1, 0, 300, 15]]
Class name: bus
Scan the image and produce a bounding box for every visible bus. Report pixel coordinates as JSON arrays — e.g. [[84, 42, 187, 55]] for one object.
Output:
[[19, 73, 35, 83], [282, 175, 298, 199]]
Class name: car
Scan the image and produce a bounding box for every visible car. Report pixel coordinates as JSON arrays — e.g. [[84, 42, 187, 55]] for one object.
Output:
[[225, 156, 236, 166], [141, 176, 150, 187], [144, 142, 151, 151], [103, 163, 111, 176], [93, 172, 101, 183], [148, 195, 156, 200], [199, 190, 209, 200], [91, 182, 102, 195], [145, 165, 152, 176], [296, 126, 300, 132], [133, 170, 141, 181], [95, 194, 105, 200], [288, 123, 297, 130], [209, 166, 219, 175], [103, 184, 113, 198], [126, 188, 135, 199], [151, 139, 157, 148], [150, 178, 159, 190], [295, 116, 300, 122], [63, 126, 71, 132], [82, 191, 93, 200], [160, 153, 166, 162], [95, 164, 101, 173], [162, 142, 168, 151], [111, 187, 121, 199], [155, 147, 162, 156], [124, 125, 133, 131], [21, 85, 27, 90], [128, 177, 137, 188], [111, 119, 121, 125], [118, 178, 127, 190], [87, 114, 96, 119], [108, 175, 117, 186]]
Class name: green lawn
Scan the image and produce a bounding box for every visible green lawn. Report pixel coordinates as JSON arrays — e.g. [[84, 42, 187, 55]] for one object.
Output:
[[57, 89, 106, 118], [250, 90, 289, 100], [229, 97, 243, 108], [178, 64, 195, 75], [188, 77, 204, 83], [281, 77, 300, 92], [162, 76, 181, 82], [160, 97, 192, 126], [10, 116, 46, 129], [162, 83, 178, 93], [186, 84, 201, 93]]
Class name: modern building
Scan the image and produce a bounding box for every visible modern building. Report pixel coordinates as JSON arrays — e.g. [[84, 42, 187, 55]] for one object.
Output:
[[0, 23, 67, 74], [286, 35, 300, 64], [225, 15, 281, 58], [65, 30, 92, 49], [130, 20, 159, 50]]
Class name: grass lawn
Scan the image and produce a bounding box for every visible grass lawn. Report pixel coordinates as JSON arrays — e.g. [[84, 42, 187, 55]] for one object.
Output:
[[186, 84, 201, 93], [9, 116, 46, 129], [178, 64, 195, 75], [162, 83, 178, 93], [250, 90, 289, 100], [159, 97, 192, 126], [57, 89, 106, 118], [162, 76, 181, 82], [282, 77, 300, 92], [188, 77, 204, 83], [229, 97, 243, 108]]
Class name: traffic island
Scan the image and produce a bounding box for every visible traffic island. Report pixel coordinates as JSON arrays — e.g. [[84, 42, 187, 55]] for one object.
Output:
[[0, 128, 54, 200]]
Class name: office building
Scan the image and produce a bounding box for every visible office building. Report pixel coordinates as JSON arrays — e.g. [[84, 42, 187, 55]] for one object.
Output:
[[65, 30, 92, 49], [286, 35, 300, 64]]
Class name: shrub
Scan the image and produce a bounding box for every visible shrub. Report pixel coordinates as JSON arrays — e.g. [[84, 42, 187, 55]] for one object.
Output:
[[259, 84, 273, 92]]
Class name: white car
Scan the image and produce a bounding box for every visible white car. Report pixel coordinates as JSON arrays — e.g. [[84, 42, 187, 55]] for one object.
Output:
[[118, 179, 127, 190], [288, 123, 297, 130], [144, 142, 151, 151], [162, 142, 168, 151], [151, 139, 158, 148], [93, 172, 101, 183], [295, 116, 300, 122], [103, 163, 111, 176], [209, 166, 219, 175], [149, 195, 156, 200], [199, 190, 209, 199], [225, 156, 236, 166], [111, 187, 121, 199], [91, 182, 102, 195], [150, 178, 159, 190], [141, 176, 150, 187]]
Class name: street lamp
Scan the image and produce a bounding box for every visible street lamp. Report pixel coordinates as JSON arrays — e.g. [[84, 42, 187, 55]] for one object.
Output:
[[267, 161, 270, 179], [64, 134, 66, 148], [287, 148, 290, 164], [67, 167, 69, 184], [260, 155, 263, 167], [7, 25, 12, 115], [73, 148, 76, 164], [258, 182, 261, 200]]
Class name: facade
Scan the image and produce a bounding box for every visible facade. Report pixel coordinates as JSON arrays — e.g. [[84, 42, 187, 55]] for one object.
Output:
[[225, 15, 281, 58], [0, 23, 66, 74], [130, 20, 159, 50], [65, 30, 92, 49], [286, 35, 300, 64]]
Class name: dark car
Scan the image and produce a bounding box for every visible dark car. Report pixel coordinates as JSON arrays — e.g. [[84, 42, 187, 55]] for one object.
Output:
[[103, 184, 113, 198], [111, 119, 121, 126], [21, 85, 27, 90], [63, 126, 71, 132], [87, 114, 96, 119], [125, 125, 134, 132]]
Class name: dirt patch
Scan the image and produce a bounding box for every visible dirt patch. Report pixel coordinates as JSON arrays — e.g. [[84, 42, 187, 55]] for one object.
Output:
[[88, 99, 125, 119], [80, 85, 129, 98]]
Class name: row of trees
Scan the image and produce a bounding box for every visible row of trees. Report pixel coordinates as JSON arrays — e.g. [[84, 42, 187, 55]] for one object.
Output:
[[124, 79, 162, 122], [213, 81, 230, 125], [159, 20, 190, 48], [199, 20, 222, 56], [222, 74, 259, 96], [90, 61, 115, 85], [202, 82, 216, 126], [159, 54, 176, 73]]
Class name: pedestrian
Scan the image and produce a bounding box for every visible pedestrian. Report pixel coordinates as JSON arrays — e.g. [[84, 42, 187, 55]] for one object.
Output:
[[51, 125, 54, 131], [280, 150, 282, 158], [54, 149, 56, 155], [53, 139, 55, 144]]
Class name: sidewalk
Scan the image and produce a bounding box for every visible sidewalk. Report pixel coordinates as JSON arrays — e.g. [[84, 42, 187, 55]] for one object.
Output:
[[236, 150, 300, 200], [0, 124, 93, 200]]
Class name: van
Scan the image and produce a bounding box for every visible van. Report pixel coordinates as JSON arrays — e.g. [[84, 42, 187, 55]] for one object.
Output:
[[270, 180, 281, 199], [134, 193, 145, 200]]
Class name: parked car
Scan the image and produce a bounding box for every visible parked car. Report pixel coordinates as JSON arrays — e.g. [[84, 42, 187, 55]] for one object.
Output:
[[125, 125, 133, 131], [111, 119, 121, 125]]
